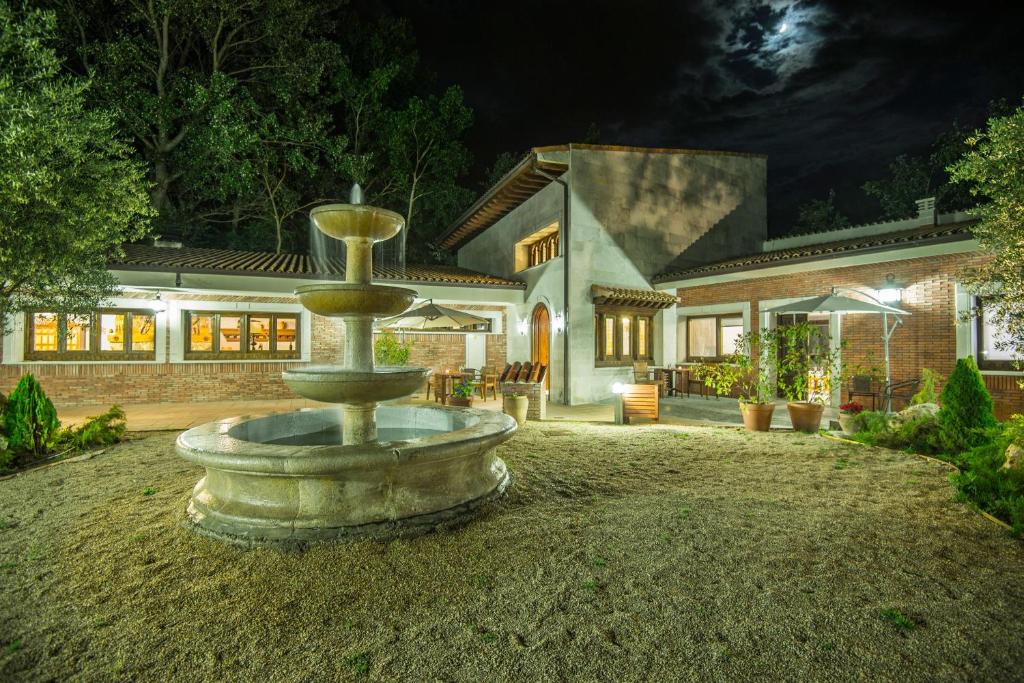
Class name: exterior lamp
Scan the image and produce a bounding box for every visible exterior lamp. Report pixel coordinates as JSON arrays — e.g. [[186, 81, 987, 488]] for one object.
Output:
[[875, 288, 902, 304], [611, 382, 626, 394], [553, 311, 565, 334], [517, 319, 528, 336], [150, 292, 168, 312]]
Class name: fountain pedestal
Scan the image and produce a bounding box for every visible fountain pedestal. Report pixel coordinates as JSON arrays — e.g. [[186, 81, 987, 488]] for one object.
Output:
[[176, 192, 516, 546]]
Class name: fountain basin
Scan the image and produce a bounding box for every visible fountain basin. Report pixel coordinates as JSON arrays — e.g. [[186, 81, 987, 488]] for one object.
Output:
[[283, 366, 430, 403], [295, 283, 416, 318], [176, 405, 516, 545], [310, 203, 405, 243]]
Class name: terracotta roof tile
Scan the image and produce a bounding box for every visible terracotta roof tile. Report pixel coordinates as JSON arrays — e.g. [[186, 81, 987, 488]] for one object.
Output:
[[591, 284, 679, 309], [111, 244, 525, 289], [652, 222, 975, 283]]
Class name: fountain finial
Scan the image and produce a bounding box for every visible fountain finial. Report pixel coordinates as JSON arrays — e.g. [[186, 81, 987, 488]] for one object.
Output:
[[350, 183, 364, 205]]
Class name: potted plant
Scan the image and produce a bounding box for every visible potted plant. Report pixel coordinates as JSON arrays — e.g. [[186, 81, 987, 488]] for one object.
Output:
[[502, 389, 529, 425], [449, 379, 474, 407], [838, 401, 863, 435], [776, 321, 845, 433], [694, 328, 780, 432]]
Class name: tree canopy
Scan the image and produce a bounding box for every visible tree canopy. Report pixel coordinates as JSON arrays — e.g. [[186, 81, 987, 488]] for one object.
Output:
[[44, 1, 475, 259], [0, 2, 151, 337], [948, 100, 1024, 370], [792, 189, 850, 234]]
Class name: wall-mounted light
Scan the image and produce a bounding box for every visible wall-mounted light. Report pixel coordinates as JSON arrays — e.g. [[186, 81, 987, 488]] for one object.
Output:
[[553, 311, 565, 334], [875, 288, 902, 304], [517, 319, 528, 336], [611, 382, 626, 394], [150, 292, 168, 312]]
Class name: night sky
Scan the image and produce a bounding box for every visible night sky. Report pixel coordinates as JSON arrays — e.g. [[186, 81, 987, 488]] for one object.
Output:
[[383, 0, 1024, 235]]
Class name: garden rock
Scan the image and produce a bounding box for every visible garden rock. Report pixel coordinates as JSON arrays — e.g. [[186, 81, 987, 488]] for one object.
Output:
[[894, 403, 939, 423], [1003, 444, 1023, 471]]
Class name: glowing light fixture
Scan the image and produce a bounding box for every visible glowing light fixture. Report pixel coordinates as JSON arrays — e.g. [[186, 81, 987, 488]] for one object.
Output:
[[517, 318, 528, 336], [553, 311, 565, 334], [875, 288, 902, 304], [150, 292, 168, 312], [611, 382, 626, 394]]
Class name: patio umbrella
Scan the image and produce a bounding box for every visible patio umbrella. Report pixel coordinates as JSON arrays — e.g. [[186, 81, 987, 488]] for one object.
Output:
[[376, 302, 489, 331], [764, 290, 910, 411]]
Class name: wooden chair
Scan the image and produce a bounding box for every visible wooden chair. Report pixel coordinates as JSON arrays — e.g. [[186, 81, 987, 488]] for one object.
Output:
[[621, 383, 659, 424], [431, 372, 450, 405], [632, 360, 651, 382], [516, 361, 533, 382], [498, 363, 513, 383], [478, 367, 498, 400], [847, 375, 878, 410]]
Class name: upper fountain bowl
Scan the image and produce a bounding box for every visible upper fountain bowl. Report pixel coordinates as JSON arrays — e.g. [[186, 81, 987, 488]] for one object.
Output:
[[311, 204, 405, 243]]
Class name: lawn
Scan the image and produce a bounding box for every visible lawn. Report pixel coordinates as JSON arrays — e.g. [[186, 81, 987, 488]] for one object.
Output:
[[1, 422, 1022, 681]]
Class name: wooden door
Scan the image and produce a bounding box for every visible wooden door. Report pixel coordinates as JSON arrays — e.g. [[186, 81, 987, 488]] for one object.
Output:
[[531, 304, 550, 390]]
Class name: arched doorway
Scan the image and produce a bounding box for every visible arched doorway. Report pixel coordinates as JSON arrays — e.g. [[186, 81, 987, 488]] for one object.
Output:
[[531, 303, 550, 390]]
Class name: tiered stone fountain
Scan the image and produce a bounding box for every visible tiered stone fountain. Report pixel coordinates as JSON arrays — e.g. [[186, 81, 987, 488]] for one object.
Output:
[[176, 188, 516, 546]]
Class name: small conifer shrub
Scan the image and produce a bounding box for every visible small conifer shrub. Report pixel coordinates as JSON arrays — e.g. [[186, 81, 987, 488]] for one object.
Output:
[[4, 374, 59, 457], [936, 357, 997, 453]]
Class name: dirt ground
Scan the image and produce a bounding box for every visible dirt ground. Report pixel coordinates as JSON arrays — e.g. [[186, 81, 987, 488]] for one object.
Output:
[[1, 422, 1022, 682]]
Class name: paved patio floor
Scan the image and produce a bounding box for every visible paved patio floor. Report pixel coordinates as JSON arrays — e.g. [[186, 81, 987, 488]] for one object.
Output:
[[57, 393, 616, 431], [660, 395, 839, 429]]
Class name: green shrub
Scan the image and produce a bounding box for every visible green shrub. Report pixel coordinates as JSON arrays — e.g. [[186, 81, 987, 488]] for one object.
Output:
[[63, 405, 126, 449], [950, 431, 1024, 538], [4, 375, 59, 457], [373, 331, 412, 366], [937, 357, 997, 453], [851, 410, 942, 456], [911, 368, 941, 405]]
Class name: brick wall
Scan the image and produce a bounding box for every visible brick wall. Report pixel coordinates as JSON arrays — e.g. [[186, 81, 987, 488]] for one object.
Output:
[[1, 301, 508, 407], [676, 251, 1024, 419]]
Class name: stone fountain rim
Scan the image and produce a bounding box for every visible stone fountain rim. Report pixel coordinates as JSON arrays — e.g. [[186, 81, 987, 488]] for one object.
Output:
[[293, 282, 417, 296], [310, 203, 405, 223], [282, 365, 431, 379], [176, 405, 516, 476]]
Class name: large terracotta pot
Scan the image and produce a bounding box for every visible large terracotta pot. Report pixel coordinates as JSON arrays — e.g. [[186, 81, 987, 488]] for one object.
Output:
[[739, 402, 775, 432], [502, 394, 529, 426], [838, 412, 860, 435], [787, 402, 825, 433]]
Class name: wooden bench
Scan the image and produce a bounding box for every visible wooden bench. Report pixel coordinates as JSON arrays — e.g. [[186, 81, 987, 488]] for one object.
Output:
[[621, 383, 659, 424]]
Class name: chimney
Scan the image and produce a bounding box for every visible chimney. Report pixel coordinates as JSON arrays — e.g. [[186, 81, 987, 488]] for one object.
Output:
[[915, 197, 936, 225]]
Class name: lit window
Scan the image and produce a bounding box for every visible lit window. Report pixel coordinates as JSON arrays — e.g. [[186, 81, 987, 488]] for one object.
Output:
[[687, 317, 717, 358], [132, 315, 155, 352], [275, 317, 298, 352], [184, 311, 301, 359], [594, 309, 653, 364], [720, 317, 744, 355], [26, 310, 157, 360], [514, 222, 560, 272], [977, 301, 1018, 370], [32, 313, 58, 352], [249, 316, 271, 351], [190, 314, 214, 352], [686, 315, 744, 361], [219, 316, 242, 352], [100, 313, 125, 351]]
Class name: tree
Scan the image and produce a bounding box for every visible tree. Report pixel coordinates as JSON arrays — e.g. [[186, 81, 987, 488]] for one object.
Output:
[[0, 3, 151, 337], [50, 0, 347, 248], [383, 86, 473, 263], [793, 189, 850, 233], [480, 151, 525, 190], [948, 100, 1024, 373], [936, 357, 997, 453], [862, 155, 931, 220]]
